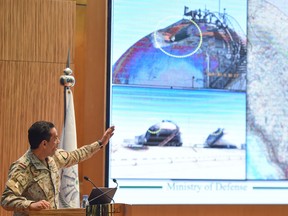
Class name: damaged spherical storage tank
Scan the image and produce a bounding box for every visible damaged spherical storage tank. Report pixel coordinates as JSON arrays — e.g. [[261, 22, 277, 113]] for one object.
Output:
[[139, 120, 183, 147]]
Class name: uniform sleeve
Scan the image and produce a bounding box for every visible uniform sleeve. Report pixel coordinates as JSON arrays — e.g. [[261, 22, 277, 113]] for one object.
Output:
[[1, 163, 34, 212], [54, 141, 102, 168]]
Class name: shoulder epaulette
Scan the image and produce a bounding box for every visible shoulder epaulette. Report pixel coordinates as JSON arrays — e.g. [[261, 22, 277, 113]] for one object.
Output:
[[16, 156, 30, 170]]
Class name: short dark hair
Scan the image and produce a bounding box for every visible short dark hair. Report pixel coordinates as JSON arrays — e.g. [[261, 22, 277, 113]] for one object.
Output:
[[28, 121, 55, 149]]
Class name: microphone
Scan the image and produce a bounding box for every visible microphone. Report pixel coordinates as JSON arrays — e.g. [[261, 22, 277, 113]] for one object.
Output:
[[113, 178, 118, 188], [83, 176, 115, 204], [84, 176, 97, 188]]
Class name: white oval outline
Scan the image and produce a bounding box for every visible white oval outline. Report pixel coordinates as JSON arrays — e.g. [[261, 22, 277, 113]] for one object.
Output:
[[153, 17, 203, 58]]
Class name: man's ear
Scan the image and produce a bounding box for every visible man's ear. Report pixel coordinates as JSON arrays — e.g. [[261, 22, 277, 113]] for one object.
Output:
[[40, 140, 47, 148]]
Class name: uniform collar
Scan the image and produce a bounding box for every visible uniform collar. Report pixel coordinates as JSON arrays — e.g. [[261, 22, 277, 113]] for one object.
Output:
[[27, 149, 49, 170]]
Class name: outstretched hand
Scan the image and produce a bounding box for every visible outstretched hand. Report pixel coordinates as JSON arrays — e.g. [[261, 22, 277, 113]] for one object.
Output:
[[99, 126, 115, 147]]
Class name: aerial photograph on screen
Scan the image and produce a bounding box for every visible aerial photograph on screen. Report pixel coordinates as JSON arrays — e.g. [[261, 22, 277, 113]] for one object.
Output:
[[109, 0, 247, 180], [246, 0, 288, 180]]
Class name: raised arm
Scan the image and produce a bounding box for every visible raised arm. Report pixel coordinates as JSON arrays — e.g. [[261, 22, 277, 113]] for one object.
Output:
[[54, 126, 115, 168]]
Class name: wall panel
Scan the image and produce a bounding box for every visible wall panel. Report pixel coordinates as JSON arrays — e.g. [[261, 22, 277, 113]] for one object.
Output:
[[78, 0, 107, 197], [0, 0, 76, 216], [74, 3, 88, 195], [0, 0, 75, 62]]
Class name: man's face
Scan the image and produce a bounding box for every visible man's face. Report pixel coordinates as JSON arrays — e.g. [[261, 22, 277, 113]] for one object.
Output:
[[45, 127, 60, 157]]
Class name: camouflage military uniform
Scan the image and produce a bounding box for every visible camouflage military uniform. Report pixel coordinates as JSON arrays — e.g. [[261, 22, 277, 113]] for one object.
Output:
[[1, 141, 102, 216]]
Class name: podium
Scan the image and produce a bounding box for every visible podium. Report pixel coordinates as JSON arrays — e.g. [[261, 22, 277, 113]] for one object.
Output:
[[28, 204, 125, 216], [86, 203, 125, 216], [28, 208, 85, 216], [27, 204, 288, 216]]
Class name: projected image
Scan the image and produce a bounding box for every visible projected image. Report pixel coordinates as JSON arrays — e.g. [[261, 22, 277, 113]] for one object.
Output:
[[107, 0, 288, 205], [110, 86, 246, 180], [112, 4, 246, 90], [109, 0, 247, 181]]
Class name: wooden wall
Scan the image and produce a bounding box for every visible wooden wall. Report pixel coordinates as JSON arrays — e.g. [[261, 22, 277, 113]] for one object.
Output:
[[0, 0, 76, 215], [75, 0, 108, 197]]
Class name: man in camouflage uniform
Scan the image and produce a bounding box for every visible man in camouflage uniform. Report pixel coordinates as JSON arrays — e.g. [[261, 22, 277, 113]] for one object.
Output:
[[1, 121, 115, 216]]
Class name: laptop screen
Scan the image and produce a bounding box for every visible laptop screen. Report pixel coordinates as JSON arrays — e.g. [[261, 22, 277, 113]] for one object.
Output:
[[88, 187, 117, 205]]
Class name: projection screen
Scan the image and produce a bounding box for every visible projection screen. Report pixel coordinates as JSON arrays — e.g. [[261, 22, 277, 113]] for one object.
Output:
[[106, 0, 288, 204]]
